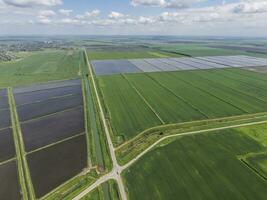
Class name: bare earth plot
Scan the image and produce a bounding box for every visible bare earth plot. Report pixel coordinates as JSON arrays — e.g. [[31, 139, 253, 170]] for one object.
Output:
[[13, 79, 88, 198], [0, 161, 22, 200], [0, 88, 21, 200]]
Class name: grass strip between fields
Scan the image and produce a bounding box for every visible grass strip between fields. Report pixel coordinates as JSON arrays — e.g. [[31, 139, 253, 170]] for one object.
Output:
[[8, 88, 35, 200], [116, 112, 267, 165], [0, 157, 16, 166]]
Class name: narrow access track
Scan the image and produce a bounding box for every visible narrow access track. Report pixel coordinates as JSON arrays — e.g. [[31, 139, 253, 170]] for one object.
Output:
[[73, 109, 267, 200], [74, 49, 127, 200]]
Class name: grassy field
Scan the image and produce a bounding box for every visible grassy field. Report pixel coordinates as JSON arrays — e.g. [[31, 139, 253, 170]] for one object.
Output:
[[0, 50, 80, 88], [97, 75, 161, 142], [152, 44, 246, 57], [87, 50, 180, 60], [98, 69, 267, 145], [123, 126, 267, 200]]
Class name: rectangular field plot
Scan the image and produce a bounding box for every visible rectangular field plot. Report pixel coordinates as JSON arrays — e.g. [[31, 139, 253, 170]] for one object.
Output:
[[125, 73, 206, 123], [0, 128, 16, 162], [244, 152, 267, 179], [93, 56, 267, 75], [0, 109, 11, 129], [148, 72, 244, 118], [14, 84, 82, 106], [174, 70, 267, 113], [13, 79, 81, 94], [0, 94, 9, 110], [0, 161, 21, 200], [123, 129, 267, 200], [129, 59, 161, 72], [21, 107, 85, 152], [17, 94, 83, 122], [197, 69, 267, 102], [91, 60, 141, 75], [97, 75, 161, 140], [0, 89, 7, 96], [144, 59, 178, 71], [27, 134, 87, 198], [161, 58, 196, 70]]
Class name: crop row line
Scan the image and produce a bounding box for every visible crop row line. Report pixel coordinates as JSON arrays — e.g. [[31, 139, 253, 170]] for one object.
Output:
[[145, 73, 210, 119], [167, 71, 248, 114], [121, 74, 165, 124]]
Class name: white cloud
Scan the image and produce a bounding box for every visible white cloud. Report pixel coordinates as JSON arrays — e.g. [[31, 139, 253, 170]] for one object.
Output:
[[108, 11, 125, 19], [232, 1, 267, 14], [58, 9, 73, 16], [76, 9, 100, 19], [131, 0, 205, 9], [38, 10, 56, 18], [2, 0, 62, 7]]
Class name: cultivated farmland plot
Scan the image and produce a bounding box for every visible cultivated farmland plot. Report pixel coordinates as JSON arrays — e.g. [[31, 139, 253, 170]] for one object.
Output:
[[0, 128, 16, 162], [128, 59, 162, 72], [91, 60, 141, 75], [92, 55, 267, 75], [12, 79, 88, 198], [123, 128, 267, 200], [98, 68, 267, 143], [0, 161, 21, 200]]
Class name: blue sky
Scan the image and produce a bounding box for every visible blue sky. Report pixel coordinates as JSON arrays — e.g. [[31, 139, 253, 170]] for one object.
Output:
[[0, 0, 267, 36]]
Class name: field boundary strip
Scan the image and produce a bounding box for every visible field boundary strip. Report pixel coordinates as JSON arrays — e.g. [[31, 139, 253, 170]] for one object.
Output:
[[81, 74, 93, 168], [121, 74, 165, 124], [115, 111, 267, 152], [0, 157, 16, 166], [8, 88, 35, 200]]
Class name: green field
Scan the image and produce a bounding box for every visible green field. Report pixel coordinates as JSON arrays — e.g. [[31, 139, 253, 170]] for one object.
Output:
[[244, 152, 267, 179], [153, 44, 245, 57], [123, 126, 267, 200], [0, 50, 81, 87], [98, 69, 267, 144], [97, 75, 162, 141], [87, 50, 180, 60]]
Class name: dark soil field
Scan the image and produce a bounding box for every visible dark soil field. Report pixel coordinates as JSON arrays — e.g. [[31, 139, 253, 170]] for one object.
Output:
[[17, 94, 83, 122], [14, 84, 82, 106], [0, 89, 7, 96], [13, 79, 81, 94], [0, 94, 9, 109], [0, 109, 11, 129], [21, 106, 85, 152], [27, 134, 87, 198], [0, 161, 21, 200], [0, 128, 15, 162]]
